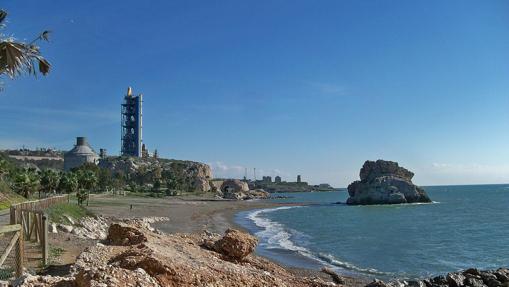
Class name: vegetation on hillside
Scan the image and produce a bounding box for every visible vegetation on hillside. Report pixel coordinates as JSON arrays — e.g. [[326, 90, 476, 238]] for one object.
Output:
[[0, 147, 213, 210]]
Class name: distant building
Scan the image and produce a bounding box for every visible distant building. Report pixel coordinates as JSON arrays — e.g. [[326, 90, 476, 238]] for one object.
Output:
[[64, 137, 99, 171], [262, 176, 272, 183], [99, 148, 107, 159], [275, 176, 282, 183], [297, 175, 301, 183], [121, 87, 143, 157]]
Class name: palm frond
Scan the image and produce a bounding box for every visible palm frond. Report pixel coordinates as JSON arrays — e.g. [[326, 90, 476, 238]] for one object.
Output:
[[0, 40, 51, 78], [0, 10, 7, 25]]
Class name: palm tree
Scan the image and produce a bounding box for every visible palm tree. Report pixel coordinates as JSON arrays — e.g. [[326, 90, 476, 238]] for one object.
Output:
[[39, 169, 60, 198], [58, 172, 78, 196], [0, 9, 50, 81], [0, 158, 10, 180], [76, 170, 97, 206], [12, 168, 40, 198]]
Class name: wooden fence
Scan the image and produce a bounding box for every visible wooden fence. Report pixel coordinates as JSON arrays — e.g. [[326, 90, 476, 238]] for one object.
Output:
[[5, 194, 69, 275], [0, 224, 23, 278], [10, 194, 69, 211]]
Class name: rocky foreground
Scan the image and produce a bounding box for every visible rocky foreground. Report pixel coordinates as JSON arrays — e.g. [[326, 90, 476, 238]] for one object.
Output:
[[367, 268, 509, 287], [347, 160, 431, 205], [15, 218, 338, 287]]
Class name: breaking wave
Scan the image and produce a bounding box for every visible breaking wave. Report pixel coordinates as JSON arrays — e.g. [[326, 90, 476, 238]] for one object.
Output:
[[246, 206, 392, 277]]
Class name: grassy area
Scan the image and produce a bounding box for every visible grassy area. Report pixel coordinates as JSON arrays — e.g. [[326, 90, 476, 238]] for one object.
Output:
[[0, 267, 13, 281], [0, 180, 26, 210], [46, 203, 93, 224]]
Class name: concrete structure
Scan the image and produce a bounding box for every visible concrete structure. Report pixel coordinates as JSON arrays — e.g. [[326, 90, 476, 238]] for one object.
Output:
[[99, 149, 107, 159], [121, 87, 143, 157], [64, 137, 99, 171], [262, 176, 272, 183], [274, 176, 282, 183], [297, 175, 301, 183]]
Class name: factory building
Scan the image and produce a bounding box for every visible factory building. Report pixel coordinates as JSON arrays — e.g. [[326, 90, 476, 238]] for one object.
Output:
[[121, 87, 143, 157], [63, 137, 99, 171]]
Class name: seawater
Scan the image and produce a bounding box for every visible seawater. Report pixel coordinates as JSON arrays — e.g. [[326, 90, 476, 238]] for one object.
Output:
[[235, 185, 509, 280]]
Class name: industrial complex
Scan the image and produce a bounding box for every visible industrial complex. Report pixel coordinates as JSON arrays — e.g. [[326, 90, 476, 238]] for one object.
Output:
[[63, 87, 146, 170]]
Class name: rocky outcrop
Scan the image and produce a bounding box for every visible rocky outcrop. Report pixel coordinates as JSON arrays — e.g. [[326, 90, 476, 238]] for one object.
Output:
[[347, 160, 431, 205], [17, 218, 335, 287], [220, 179, 249, 194], [365, 268, 509, 287], [98, 157, 212, 192], [213, 229, 258, 261], [107, 223, 147, 246], [218, 180, 270, 200]]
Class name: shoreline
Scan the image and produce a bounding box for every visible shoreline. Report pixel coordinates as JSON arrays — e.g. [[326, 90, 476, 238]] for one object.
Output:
[[83, 194, 369, 286]]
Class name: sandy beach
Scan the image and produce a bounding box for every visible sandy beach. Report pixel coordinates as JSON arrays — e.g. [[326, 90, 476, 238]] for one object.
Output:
[[79, 193, 368, 286], [86, 194, 282, 234]]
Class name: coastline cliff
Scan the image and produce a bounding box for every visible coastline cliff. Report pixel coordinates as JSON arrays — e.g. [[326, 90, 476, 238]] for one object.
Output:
[[99, 156, 213, 193]]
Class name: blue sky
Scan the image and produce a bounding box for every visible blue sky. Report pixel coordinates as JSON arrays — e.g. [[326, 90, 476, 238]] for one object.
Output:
[[1, 0, 509, 186]]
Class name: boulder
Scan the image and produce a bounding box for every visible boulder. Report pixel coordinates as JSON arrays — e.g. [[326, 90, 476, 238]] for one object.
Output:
[[447, 273, 466, 287], [58, 224, 74, 233], [347, 160, 431, 205], [193, 178, 211, 192], [321, 267, 345, 284], [247, 189, 270, 199], [107, 223, 147, 246], [366, 279, 388, 287], [219, 180, 270, 200], [50, 223, 58, 234], [213, 228, 258, 260], [494, 269, 509, 283], [221, 179, 249, 193], [220, 179, 250, 199]]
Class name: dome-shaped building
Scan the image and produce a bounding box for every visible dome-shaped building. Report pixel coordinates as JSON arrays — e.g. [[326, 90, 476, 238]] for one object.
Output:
[[64, 137, 99, 171]]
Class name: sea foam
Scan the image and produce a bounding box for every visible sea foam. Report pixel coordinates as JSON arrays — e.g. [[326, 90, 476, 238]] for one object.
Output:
[[246, 206, 391, 277]]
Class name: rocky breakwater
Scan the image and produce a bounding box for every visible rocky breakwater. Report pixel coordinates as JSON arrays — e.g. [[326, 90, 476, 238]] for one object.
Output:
[[17, 219, 337, 286], [99, 156, 213, 192], [218, 179, 270, 200], [347, 160, 431, 205], [366, 268, 509, 287]]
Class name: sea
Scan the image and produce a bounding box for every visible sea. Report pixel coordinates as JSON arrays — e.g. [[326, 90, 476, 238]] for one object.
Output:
[[235, 185, 509, 280]]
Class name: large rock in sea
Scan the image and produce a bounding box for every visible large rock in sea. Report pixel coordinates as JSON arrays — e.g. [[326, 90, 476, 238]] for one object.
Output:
[[346, 160, 431, 205]]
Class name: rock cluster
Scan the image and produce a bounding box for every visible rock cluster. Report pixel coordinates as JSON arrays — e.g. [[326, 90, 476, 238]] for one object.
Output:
[[366, 268, 509, 287], [17, 218, 335, 287], [72, 216, 109, 239], [219, 179, 270, 200], [347, 160, 431, 205]]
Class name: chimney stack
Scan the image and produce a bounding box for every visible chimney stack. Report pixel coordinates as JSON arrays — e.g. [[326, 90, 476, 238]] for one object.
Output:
[[76, 137, 87, 146]]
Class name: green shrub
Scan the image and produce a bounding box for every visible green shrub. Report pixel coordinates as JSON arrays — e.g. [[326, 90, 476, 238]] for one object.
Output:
[[46, 203, 93, 224]]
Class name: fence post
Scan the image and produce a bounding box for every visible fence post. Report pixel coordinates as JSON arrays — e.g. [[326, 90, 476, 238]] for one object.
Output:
[[10, 206, 15, 225], [15, 228, 24, 277], [42, 215, 48, 266]]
